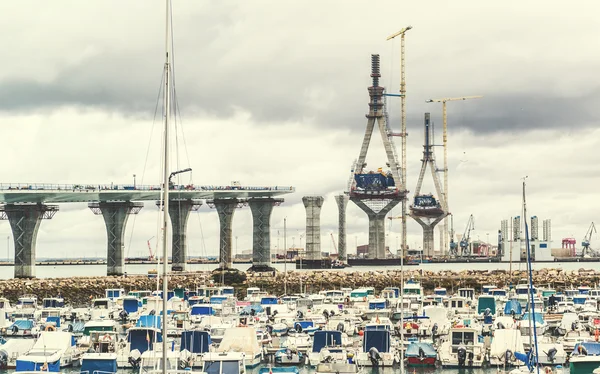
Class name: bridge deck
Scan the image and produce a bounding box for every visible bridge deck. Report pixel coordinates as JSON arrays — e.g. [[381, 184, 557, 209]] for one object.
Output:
[[0, 183, 294, 204]]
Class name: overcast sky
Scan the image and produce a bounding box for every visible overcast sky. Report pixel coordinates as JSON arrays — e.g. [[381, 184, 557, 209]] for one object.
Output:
[[1, 1, 600, 261]]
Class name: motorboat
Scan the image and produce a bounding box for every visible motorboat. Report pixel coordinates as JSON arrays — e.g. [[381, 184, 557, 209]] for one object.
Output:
[[438, 326, 485, 368], [355, 329, 397, 367]]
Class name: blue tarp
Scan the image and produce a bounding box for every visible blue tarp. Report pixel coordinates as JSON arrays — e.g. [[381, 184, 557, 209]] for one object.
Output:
[[514, 351, 533, 371], [47, 316, 61, 327], [261, 297, 278, 305], [128, 328, 162, 354], [191, 305, 214, 316], [80, 357, 117, 374], [124, 299, 139, 313], [405, 342, 436, 358], [136, 315, 161, 329], [180, 331, 211, 354], [16, 359, 61, 372], [355, 173, 394, 190], [363, 330, 390, 353], [504, 299, 522, 315], [12, 320, 33, 330], [312, 331, 342, 353]]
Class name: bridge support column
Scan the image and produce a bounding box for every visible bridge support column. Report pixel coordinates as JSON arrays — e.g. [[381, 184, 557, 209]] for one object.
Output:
[[248, 198, 283, 272], [208, 199, 245, 270], [351, 198, 401, 259], [0, 203, 59, 278], [303, 196, 324, 261], [89, 201, 143, 276], [335, 195, 349, 261], [156, 199, 202, 272]]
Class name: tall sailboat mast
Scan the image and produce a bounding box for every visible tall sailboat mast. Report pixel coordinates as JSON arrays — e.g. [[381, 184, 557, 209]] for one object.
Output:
[[161, 0, 172, 372]]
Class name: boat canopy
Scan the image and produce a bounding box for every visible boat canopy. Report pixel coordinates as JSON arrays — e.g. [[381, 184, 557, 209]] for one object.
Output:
[[123, 298, 139, 313], [522, 313, 545, 324], [136, 315, 161, 329], [362, 330, 390, 353], [80, 355, 117, 374], [210, 296, 228, 305], [368, 301, 386, 310], [573, 296, 587, 305], [128, 328, 162, 354], [181, 330, 211, 353], [191, 305, 215, 316], [46, 316, 61, 327], [350, 290, 368, 298], [11, 320, 34, 330], [504, 299, 522, 315], [16, 359, 60, 372], [574, 342, 600, 355], [312, 331, 342, 352], [477, 296, 496, 314], [405, 342, 436, 358], [261, 297, 278, 305]]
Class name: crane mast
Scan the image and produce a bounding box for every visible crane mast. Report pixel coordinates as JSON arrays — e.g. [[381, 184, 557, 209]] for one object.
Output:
[[425, 95, 482, 256]]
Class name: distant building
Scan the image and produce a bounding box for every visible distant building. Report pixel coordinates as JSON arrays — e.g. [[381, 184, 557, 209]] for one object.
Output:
[[356, 245, 389, 258], [235, 249, 252, 261]]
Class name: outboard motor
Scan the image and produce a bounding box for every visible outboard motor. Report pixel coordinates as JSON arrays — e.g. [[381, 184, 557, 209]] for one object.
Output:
[[484, 308, 493, 325], [128, 350, 142, 369], [67, 324, 74, 333], [497, 322, 505, 330], [572, 321, 578, 331], [418, 347, 426, 361], [295, 323, 303, 333], [0, 351, 8, 370], [11, 325, 18, 335], [546, 347, 557, 363], [323, 310, 330, 320], [431, 323, 439, 336], [296, 310, 304, 319], [149, 309, 156, 316], [119, 309, 129, 323], [504, 350, 513, 366], [468, 351, 475, 367], [250, 308, 256, 317], [336, 322, 345, 333], [457, 345, 467, 367], [368, 347, 381, 366], [286, 348, 293, 360], [266, 324, 274, 335]]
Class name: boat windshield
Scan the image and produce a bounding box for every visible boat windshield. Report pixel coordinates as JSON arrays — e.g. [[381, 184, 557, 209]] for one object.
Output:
[[204, 360, 240, 374]]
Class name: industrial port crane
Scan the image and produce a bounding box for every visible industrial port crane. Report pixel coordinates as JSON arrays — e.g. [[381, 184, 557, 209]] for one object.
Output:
[[582, 222, 598, 257], [147, 236, 155, 261], [459, 215, 475, 257], [425, 96, 482, 255]]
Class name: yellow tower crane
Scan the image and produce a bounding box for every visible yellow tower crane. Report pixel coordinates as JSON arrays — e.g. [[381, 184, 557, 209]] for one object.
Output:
[[386, 26, 412, 262], [425, 95, 482, 255]]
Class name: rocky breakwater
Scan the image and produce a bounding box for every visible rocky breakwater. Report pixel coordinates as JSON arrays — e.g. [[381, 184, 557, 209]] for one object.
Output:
[[247, 268, 600, 295], [0, 272, 214, 307]]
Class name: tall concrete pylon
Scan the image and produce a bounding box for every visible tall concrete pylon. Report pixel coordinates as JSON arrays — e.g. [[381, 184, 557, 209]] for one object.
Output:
[[410, 112, 448, 257], [348, 54, 406, 259], [208, 198, 245, 270], [0, 203, 59, 278], [335, 195, 349, 261], [248, 197, 283, 272], [89, 201, 143, 275], [303, 196, 324, 261]]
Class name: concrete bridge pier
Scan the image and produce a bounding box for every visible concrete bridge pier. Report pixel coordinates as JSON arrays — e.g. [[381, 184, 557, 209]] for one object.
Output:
[[248, 198, 283, 272], [156, 199, 202, 272], [303, 196, 324, 261], [89, 201, 143, 276], [0, 203, 59, 278], [208, 199, 246, 270]]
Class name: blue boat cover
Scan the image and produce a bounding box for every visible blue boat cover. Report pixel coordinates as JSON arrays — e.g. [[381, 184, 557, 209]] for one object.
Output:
[[191, 305, 214, 316], [47, 316, 61, 327], [369, 301, 386, 310], [180, 331, 211, 353], [521, 313, 544, 324], [80, 357, 117, 374], [136, 315, 161, 329], [362, 330, 390, 353], [294, 321, 314, 329], [258, 367, 300, 374], [209, 296, 228, 304], [514, 351, 533, 371], [11, 320, 33, 330], [16, 359, 60, 372], [124, 299, 139, 313], [128, 329, 162, 354], [504, 299, 522, 315], [261, 297, 278, 305], [405, 342, 436, 358], [312, 331, 342, 353], [574, 342, 600, 355]]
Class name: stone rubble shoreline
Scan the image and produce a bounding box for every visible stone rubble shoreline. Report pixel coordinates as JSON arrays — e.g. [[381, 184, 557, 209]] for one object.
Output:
[[0, 268, 596, 307]]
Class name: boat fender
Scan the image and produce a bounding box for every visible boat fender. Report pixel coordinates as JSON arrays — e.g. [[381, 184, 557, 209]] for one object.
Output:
[[11, 325, 18, 335], [41, 362, 48, 371]]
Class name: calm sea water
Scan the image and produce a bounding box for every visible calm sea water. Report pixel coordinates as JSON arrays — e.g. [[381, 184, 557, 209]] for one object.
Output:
[[0, 261, 591, 280]]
